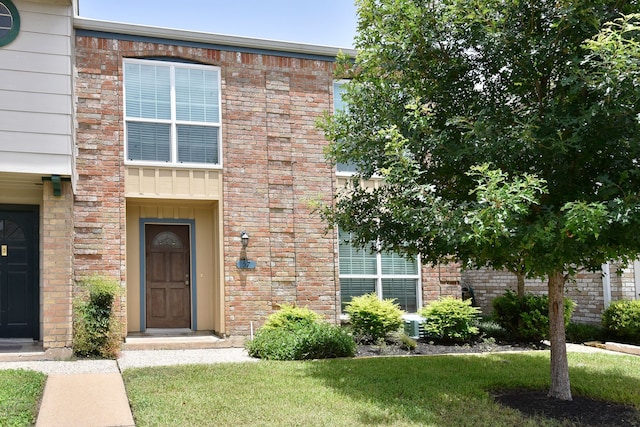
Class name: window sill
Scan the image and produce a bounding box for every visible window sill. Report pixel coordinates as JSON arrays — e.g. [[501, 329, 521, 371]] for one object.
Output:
[[125, 161, 223, 170]]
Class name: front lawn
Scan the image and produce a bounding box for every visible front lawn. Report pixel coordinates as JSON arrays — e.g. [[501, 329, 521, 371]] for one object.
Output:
[[0, 369, 46, 427], [123, 352, 640, 426]]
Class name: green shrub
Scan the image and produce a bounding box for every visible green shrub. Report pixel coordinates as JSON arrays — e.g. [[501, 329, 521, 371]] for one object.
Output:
[[262, 304, 323, 331], [344, 293, 404, 343], [73, 276, 123, 358], [478, 318, 510, 342], [492, 290, 575, 342], [398, 332, 417, 350], [246, 322, 356, 360], [419, 297, 481, 343], [602, 300, 640, 345], [565, 322, 608, 344]]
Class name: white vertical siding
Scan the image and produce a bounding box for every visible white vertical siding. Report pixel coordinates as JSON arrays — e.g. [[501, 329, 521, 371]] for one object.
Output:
[[0, 0, 73, 176]]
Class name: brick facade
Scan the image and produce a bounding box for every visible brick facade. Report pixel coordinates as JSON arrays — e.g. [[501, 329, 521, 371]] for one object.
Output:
[[72, 32, 470, 338], [41, 180, 74, 348], [70, 29, 638, 343], [73, 36, 340, 336], [422, 262, 462, 304], [74, 37, 127, 330], [462, 268, 609, 324], [221, 52, 339, 334]]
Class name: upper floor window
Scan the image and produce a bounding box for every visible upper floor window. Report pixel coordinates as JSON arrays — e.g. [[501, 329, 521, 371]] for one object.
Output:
[[124, 59, 221, 166], [333, 81, 358, 174]]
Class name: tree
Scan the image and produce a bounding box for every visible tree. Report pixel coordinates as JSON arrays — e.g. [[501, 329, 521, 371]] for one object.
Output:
[[320, 0, 640, 401]]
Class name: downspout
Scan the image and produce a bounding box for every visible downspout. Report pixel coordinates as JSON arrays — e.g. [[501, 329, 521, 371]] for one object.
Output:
[[634, 260, 640, 300], [601, 263, 611, 309]]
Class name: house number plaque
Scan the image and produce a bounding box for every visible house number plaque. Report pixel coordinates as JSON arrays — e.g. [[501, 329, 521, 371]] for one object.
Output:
[[1, 245, 6, 257]]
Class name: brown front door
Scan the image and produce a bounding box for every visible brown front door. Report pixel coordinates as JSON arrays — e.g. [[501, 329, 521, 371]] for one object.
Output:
[[145, 224, 191, 329]]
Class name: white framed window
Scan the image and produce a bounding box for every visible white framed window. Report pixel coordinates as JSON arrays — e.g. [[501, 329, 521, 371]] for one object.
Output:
[[338, 229, 421, 312], [123, 58, 222, 167]]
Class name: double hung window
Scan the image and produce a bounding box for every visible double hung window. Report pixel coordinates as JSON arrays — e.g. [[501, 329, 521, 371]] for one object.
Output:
[[124, 59, 221, 166], [338, 229, 420, 312]]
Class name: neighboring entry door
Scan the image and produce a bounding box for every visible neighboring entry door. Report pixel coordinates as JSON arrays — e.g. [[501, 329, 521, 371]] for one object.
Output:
[[145, 224, 191, 328], [0, 206, 39, 339]]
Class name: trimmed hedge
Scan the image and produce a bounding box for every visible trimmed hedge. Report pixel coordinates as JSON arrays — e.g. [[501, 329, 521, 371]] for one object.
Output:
[[419, 297, 481, 343], [344, 293, 404, 343], [602, 300, 640, 345], [246, 322, 356, 360], [261, 304, 323, 331]]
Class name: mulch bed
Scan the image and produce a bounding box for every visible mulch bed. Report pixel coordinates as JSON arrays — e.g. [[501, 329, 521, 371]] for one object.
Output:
[[356, 339, 545, 358], [494, 389, 640, 427], [356, 340, 640, 426]]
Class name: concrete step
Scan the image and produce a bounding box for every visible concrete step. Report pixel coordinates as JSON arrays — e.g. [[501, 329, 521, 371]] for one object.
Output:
[[122, 334, 245, 351], [0, 339, 51, 362]]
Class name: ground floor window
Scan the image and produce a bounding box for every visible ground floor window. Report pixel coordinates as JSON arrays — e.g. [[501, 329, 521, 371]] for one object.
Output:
[[338, 229, 420, 312]]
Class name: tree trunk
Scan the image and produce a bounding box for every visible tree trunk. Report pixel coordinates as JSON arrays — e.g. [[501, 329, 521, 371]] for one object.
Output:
[[516, 271, 525, 297], [547, 271, 572, 400]]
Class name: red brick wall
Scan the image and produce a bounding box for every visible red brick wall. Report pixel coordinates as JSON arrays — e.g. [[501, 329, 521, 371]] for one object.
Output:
[[74, 36, 339, 336], [221, 52, 338, 334], [74, 37, 127, 330], [422, 262, 462, 304]]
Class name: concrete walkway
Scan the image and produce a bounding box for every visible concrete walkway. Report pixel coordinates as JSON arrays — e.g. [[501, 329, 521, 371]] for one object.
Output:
[[0, 348, 254, 427], [36, 373, 134, 427], [0, 344, 633, 427]]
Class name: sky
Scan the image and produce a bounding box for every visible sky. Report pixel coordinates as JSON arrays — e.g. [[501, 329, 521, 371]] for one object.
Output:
[[77, 1, 358, 48]]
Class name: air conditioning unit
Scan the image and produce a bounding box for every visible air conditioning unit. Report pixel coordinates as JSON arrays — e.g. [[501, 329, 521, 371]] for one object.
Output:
[[404, 319, 421, 339]]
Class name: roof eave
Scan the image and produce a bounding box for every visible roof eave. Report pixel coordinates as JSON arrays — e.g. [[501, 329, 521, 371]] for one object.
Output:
[[73, 17, 357, 59]]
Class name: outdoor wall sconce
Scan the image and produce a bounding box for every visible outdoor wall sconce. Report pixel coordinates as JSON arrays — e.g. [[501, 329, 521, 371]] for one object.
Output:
[[237, 231, 256, 269]]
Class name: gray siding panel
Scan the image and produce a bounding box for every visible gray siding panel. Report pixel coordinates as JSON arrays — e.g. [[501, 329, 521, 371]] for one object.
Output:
[[0, 131, 72, 155], [0, 1, 74, 176], [0, 90, 72, 115], [0, 50, 71, 75], [0, 151, 72, 175], [9, 31, 70, 56], [0, 70, 71, 95], [19, 10, 71, 37], [0, 110, 71, 135]]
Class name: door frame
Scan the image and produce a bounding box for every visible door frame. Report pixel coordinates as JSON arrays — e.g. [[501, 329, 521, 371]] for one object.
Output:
[[0, 204, 39, 340], [139, 218, 197, 331]]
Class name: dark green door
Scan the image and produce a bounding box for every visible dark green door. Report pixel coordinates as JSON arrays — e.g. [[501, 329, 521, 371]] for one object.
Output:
[[0, 206, 39, 339]]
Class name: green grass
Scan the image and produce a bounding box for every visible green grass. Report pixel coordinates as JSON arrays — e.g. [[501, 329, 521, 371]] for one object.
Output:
[[0, 369, 46, 427], [123, 352, 640, 426]]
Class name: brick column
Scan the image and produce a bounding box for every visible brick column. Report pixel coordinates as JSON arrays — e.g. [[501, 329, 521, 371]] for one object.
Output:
[[41, 180, 74, 349]]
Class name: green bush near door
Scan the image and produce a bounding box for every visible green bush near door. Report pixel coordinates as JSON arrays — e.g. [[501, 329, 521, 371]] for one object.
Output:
[[73, 275, 124, 358]]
